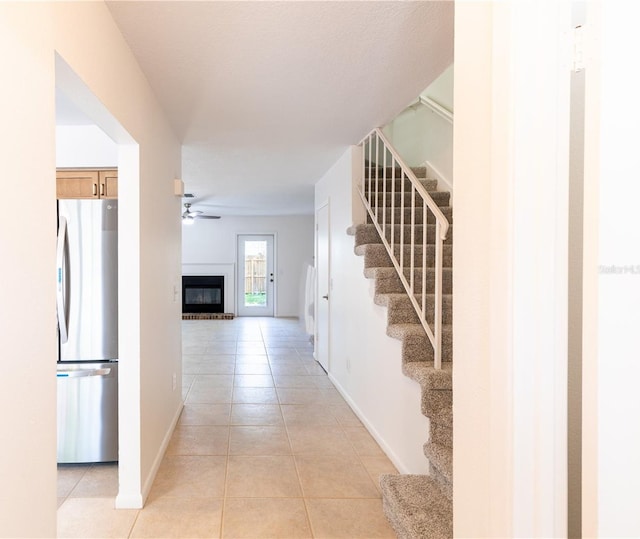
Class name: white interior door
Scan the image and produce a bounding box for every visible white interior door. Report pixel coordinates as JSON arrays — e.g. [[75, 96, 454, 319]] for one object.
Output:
[[316, 204, 330, 371], [237, 234, 275, 317]]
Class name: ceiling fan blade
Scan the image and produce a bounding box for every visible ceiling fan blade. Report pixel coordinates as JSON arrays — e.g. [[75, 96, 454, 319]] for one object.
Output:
[[182, 202, 220, 220]]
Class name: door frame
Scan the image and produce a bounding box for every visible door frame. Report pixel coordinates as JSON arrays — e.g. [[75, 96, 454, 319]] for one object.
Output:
[[236, 233, 277, 317], [315, 201, 330, 372]]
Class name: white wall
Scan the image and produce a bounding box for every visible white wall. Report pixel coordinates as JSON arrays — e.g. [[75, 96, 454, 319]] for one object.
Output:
[[423, 64, 454, 112], [56, 124, 118, 167], [582, 2, 640, 536], [382, 64, 453, 191], [0, 3, 182, 535], [315, 147, 429, 474], [182, 215, 314, 318]]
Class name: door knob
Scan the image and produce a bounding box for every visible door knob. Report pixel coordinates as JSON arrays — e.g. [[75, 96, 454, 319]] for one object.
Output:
[[322, 294, 329, 300]]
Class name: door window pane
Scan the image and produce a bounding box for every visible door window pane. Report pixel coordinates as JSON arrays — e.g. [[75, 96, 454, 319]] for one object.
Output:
[[244, 240, 267, 307]]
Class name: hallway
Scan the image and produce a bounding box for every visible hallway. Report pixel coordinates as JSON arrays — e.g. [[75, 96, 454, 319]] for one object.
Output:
[[57, 317, 397, 538]]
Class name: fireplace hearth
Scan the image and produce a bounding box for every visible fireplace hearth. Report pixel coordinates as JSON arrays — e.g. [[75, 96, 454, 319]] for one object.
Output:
[[182, 275, 224, 314]]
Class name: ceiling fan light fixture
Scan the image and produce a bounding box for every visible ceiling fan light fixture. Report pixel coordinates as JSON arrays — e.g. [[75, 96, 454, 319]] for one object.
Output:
[[182, 215, 195, 225]]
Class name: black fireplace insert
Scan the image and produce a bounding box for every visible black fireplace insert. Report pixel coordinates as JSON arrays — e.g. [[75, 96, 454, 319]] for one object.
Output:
[[182, 276, 224, 313]]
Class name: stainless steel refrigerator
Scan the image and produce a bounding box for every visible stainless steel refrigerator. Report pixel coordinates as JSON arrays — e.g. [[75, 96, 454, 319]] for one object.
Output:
[[56, 199, 119, 463]]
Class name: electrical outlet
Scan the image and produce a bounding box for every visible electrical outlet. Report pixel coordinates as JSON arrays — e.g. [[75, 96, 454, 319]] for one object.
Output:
[[172, 372, 177, 391]]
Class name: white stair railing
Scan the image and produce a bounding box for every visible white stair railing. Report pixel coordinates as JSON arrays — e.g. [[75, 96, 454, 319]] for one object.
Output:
[[358, 128, 450, 369]]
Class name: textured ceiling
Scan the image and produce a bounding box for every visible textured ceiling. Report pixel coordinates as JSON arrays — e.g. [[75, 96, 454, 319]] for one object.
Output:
[[106, 1, 453, 216]]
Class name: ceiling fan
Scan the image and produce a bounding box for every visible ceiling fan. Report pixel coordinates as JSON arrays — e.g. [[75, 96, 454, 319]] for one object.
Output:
[[182, 202, 220, 224]]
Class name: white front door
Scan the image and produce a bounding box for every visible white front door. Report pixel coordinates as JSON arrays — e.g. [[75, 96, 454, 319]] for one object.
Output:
[[237, 234, 275, 317], [315, 204, 330, 371]]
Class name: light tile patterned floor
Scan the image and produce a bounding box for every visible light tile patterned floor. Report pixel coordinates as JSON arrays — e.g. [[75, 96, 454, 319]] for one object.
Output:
[[57, 317, 398, 538]]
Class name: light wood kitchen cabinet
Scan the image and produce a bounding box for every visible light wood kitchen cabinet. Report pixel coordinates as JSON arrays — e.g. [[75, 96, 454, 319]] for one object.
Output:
[[98, 170, 118, 199], [56, 168, 118, 199]]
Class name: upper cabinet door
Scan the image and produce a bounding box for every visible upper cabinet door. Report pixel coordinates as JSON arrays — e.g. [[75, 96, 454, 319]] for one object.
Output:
[[56, 170, 100, 199], [56, 169, 117, 199], [99, 170, 118, 199]]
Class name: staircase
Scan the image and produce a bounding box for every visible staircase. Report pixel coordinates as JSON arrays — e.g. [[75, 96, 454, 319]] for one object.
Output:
[[347, 164, 453, 538]]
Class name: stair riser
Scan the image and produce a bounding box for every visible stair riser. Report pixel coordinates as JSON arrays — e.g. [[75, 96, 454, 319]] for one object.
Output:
[[386, 296, 453, 326], [354, 225, 384, 247], [401, 333, 453, 363], [424, 441, 453, 485], [364, 191, 450, 208], [429, 463, 453, 502], [430, 423, 452, 449], [373, 270, 453, 295], [402, 269, 453, 293], [383, 225, 453, 245], [422, 389, 452, 425], [365, 166, 428, 178], [380, 474, 453, 539], [393, 245, 453, 267], [362, 178, 438, 191], [368, 206, 453, 225], [355, 225, 453, 249], [363, 246, 453, 271], [362, 247, 392, 269]]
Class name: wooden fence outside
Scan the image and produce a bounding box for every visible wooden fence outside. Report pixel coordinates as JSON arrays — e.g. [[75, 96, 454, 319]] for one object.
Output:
[[244, 255, 266, 294]]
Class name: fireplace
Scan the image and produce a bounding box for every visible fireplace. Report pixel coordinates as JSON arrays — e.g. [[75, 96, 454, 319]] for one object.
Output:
[[182, 276, 224, 314]]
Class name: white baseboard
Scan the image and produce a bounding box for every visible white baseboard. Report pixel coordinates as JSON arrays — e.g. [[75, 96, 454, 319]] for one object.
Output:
[[115, 401, 183, 509], [114, 492, 143, 509], [328, 373, 426, 476], [143, 401, 183, 500]]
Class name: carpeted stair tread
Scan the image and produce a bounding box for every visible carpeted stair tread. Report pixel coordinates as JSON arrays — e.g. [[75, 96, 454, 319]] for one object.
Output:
[[375, 292, 453, 325], [356, 242, 453, 268], [387, 323, 452, 363], [401, 361, 452, 390], [380, 474, 452, 539], [353, 223, 453, 247], [356, 243, 393, 268], [385, 320, 453, 338], [363, 177, 439, 192], [368, 205, 453, 225], [364, 266, 453, 295], [364, 190, 451, 208], [382, 223, 453, 244]]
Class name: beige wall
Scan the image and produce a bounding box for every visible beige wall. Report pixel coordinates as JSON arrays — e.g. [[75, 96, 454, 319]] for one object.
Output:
[[0, 5, 58, 536], [0, 3, 182, 535], [453, 2, 571, 536]]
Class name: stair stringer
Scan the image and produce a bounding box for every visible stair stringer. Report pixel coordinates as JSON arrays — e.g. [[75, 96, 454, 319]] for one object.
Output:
[[347, 179, 453, 538]]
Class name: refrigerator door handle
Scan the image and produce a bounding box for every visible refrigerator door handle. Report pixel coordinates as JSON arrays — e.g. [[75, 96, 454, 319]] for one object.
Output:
[[57, 367, 112, 378], [56, 216, 70, 344]]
